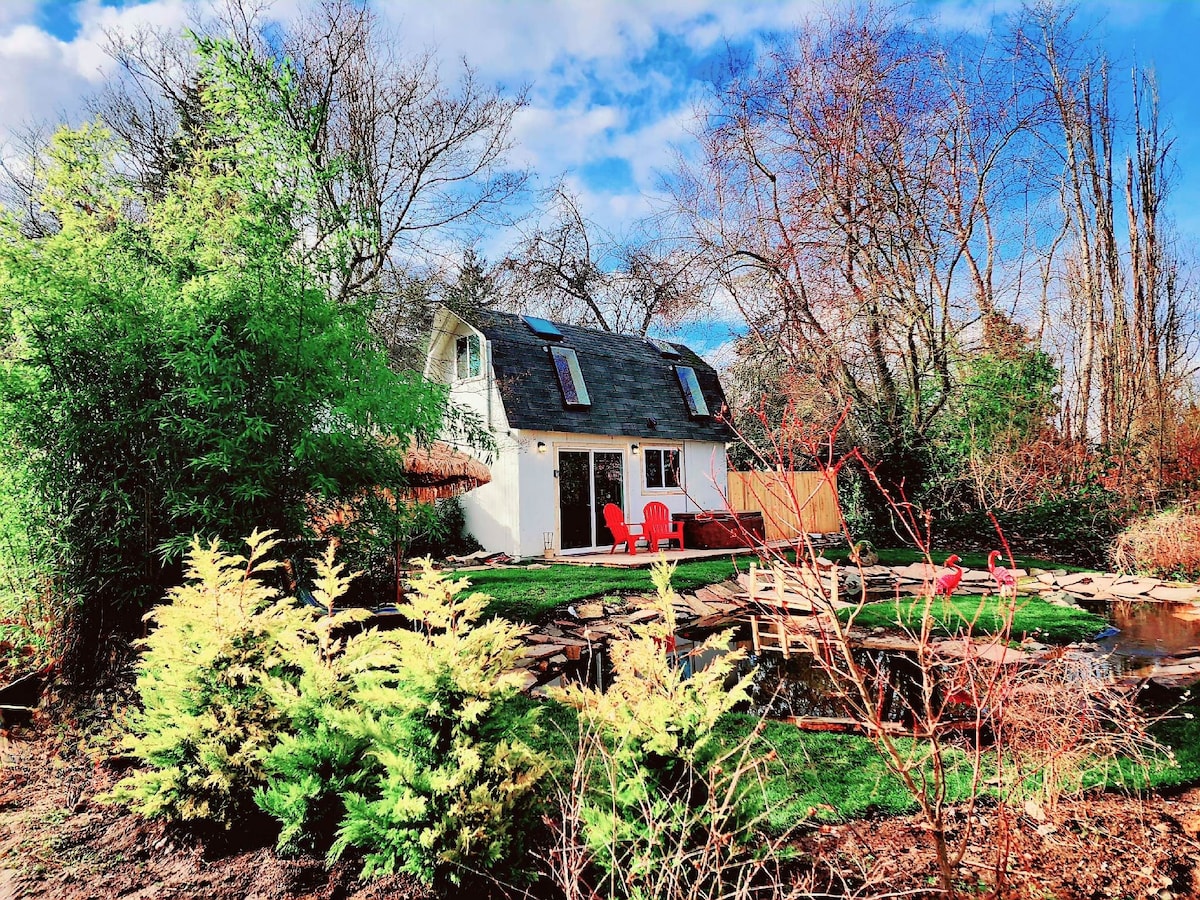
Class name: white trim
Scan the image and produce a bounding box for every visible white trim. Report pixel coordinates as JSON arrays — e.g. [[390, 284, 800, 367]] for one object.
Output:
[[642, 444, 684, 493]]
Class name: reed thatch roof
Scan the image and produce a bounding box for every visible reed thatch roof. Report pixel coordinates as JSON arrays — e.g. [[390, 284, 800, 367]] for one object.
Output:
[[400, 441, 491, 502]]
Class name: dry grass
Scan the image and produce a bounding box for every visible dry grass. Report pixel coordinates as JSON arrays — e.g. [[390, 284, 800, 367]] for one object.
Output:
[[1109, 505, 1200, 580]]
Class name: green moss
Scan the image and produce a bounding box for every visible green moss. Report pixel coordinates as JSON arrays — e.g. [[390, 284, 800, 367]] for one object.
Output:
[[840, 595, 1107, 644]]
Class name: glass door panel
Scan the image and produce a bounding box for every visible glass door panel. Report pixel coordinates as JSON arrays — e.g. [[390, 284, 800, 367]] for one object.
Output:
[[593, 452, 624, 548], [559, 451, 592, 550]]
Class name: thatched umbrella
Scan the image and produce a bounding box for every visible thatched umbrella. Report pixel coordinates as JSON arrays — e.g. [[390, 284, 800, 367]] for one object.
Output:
[[399, 441, 491, 502]]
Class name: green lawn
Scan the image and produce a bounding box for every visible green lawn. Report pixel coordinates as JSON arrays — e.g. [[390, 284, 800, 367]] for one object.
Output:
[[839, 594, 1108, 644], [526, 700, 1198, 834], [459, 547, 1096, 625], [458, 557, 745, 623]]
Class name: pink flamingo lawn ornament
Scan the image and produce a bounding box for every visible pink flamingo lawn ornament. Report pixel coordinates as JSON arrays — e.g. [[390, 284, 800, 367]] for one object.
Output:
[[988, 550, 1018, 599], [933, 555, 963, 596]]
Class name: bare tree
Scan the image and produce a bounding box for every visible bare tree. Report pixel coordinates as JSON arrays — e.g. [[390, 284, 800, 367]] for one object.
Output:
[[502, 186, 708, 336], [1024, 3, 1197, 490], [672, 5, 1037, 483], [80, 0, 527, 308]]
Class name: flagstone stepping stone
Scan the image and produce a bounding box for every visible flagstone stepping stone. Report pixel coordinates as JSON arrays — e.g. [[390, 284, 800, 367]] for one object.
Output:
[[694, 613, 739, 629], [1150, 585, 1200, 602], [1058, 571, 1100, 588], [895, 563, 938, 581], [1041, 590, 1080, 608], [862, 565, 896, 578], [961, 570, 993, 582], [1139, 658, 1200, 688], [1108, 578, 1159, 598], [512, 671, 539, 692], [1036, 573, 1060, 584], [683, 595, 718, 617], [934, 640, 1031, 665], [523, 644, 565, 660], [1055, 574, 1114, 596], [626, 608, 662, 623], [575, 602, 605, 619]]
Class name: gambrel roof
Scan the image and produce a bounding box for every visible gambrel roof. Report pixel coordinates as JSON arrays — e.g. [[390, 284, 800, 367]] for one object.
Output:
[[455, 308, 734, 442]]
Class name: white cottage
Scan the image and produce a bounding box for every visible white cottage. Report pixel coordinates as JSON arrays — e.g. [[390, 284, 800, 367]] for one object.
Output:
[[424, 307, 734, 558]]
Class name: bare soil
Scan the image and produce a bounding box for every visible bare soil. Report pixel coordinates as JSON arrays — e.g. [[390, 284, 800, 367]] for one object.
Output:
[[2, 715, 1199, 900]]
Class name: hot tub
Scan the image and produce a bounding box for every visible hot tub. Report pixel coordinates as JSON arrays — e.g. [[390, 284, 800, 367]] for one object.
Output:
[[673, 511, 765, 550]]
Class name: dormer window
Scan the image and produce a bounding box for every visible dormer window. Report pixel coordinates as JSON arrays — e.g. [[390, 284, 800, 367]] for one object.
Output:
[[456, 334, 482, 380], [550, 346, 591, 407], [676, 365, 709, 417]]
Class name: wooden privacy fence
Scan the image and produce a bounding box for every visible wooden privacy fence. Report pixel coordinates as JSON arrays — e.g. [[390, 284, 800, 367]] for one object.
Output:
[[726, 470, 840, 539]]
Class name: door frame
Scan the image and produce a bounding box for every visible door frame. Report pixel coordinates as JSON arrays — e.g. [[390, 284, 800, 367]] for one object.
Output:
[[555, 446, 628, 551]]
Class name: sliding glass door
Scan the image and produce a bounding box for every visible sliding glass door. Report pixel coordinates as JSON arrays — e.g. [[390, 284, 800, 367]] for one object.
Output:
[[558, 449, 624, 550]]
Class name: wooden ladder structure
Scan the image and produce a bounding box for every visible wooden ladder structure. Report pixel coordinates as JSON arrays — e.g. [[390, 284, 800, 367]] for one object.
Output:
[[746, 562, 853, 658]]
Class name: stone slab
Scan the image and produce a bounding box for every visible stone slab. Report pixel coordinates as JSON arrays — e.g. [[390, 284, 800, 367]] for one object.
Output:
[[523, 644, 565, 660], [1149, 586, 1200, 602], [1108, 579, 1158, 598]]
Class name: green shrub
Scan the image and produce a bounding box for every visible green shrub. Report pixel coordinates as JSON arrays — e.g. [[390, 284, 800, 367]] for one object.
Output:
[[260, 559, 546, 885], [550, 561, 767, 899], [938, 486, 1129, 567], [108, 530, 323, 825]]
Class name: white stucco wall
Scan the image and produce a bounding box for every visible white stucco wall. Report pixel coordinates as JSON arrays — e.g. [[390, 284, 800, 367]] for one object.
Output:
[[458, 431, 522, 556], [511, 430, 728, 558], [426, 309, 523, 554]]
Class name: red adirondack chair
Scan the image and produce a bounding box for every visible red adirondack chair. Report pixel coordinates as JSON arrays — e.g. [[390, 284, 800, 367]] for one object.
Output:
[[643, 501, 685, 552], [603, 503, 642, 554]]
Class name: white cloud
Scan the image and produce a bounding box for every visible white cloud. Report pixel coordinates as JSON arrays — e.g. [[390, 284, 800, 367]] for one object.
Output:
[[0, 1, 39, 31]]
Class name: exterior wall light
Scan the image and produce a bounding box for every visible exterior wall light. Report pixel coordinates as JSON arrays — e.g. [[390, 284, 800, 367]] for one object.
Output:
[[537, 441, 547, 454], [631, 443, 640, 455]]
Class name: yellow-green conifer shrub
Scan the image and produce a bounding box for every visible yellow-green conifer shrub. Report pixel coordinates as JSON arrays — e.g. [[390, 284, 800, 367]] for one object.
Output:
[[108, 530, 332, 825], [551, 559, 759, 899], [309, 560, 549, 885]]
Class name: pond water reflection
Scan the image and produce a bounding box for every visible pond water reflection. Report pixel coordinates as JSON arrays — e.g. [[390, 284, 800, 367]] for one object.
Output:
[[540, 598, 1200, 711], [1076, 599, 1200, 675]]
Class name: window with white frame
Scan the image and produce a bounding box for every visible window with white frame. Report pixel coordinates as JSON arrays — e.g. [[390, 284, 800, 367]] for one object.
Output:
[[644, 446, 681, 490], [455, 334, 482, 380]]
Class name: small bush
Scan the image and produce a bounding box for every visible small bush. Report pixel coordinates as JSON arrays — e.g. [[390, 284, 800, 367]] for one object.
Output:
[[549, 560, 773, 899], [1109, 505, 1200, 580], [262, 558, 547, 885], [108, 530, 321, 825]]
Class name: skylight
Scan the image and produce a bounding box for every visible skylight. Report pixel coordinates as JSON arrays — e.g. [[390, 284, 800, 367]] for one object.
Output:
[[676, 366, 709, 417], [521, 315, 563, 340], [647, 338, 681, 359], [550, 347, 591, 407]]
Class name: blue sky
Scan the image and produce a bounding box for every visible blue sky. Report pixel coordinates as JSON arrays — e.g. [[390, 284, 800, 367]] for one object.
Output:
[[2, 0, 1200, 356]]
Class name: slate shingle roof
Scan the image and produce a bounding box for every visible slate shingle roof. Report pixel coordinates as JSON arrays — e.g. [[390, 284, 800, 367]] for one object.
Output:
[[459, 309, 734, 442]]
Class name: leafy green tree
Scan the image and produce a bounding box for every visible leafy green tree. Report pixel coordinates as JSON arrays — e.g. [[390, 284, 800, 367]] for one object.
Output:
[[0, 39, 447, 680]]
